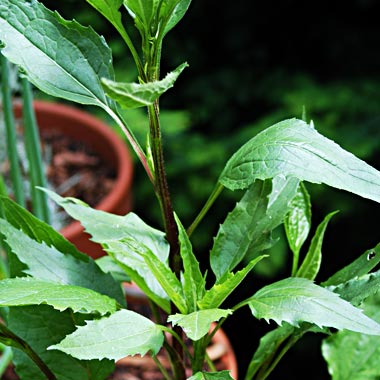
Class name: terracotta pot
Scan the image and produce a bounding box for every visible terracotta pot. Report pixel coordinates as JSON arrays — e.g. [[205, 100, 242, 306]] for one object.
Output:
[[123, 283, 239, 379], [12, 100, 134, 259]]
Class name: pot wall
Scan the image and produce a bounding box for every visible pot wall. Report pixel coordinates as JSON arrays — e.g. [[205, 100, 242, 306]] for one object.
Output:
[[13, 100, 134, 259]]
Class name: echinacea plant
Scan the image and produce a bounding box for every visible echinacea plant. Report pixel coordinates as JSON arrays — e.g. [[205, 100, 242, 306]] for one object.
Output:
[[1, 1, 380, 380]]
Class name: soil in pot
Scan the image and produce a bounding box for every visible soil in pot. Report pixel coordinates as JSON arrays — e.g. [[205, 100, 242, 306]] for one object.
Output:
[[1, 100, 134, 258]]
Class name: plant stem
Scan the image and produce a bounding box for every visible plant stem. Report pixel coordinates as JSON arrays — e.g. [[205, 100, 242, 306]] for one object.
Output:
[[0, 54, 26, 208], [148, 101, 185, 380], [187, 183, 224, 237], [21, 77, 51, 224], [105, 106, 154, 183]]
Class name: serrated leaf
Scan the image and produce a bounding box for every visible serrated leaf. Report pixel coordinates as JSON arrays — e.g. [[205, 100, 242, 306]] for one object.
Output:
[[322, 301, 380, 380], [41, 189, 169, 306], [175, 213, 205, 312], [219, 119, 380, 203], [49, 309, 164, 360], [0, 0, 113, 108], [0, 216, 125, 305], [245, 277, 380, 335], [9, 305, 114, 380], [210, 177, 299, 280], [168, 309, 232, 341], [296, 211, 337, 280], [188, 370, 233, 380], [284, 182, 311, 258], [0, 277, 117, 315], [102, 63, 188, 108], [198, 256, 266, 310], [330, 270, 380, 306], [322, 244, 380, 287]]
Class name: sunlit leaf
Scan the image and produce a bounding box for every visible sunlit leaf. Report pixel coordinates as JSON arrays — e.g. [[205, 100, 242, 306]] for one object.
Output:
[[220, 119, 380, 203], [0, 0, 113, 107], [168, 309, 232, 341], [0, 277, 117, 315], [102, 63, 188, 108], [244, 277, 380, 335], [49, 310, 164, 360]]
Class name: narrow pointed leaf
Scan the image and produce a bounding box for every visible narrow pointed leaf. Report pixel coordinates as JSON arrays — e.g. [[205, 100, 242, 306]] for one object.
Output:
[[160, 0, 192, 37], [137, 239, 187, 314], [245, 277, 380, 335], [0, 277, 117, 314], [0, 216, 125, 305], [49, 309, 164, 360], [168, 309, 232, 341], [322, 244, 380, 287], [245, 323, 295, 379], [210, 177, 299, 280], [198, 256, 266, 310], [124, 0, 159, 32], [0, 0, 113, 107], [296, 211, 337, 280], [220, 119, 380, 203], [102, 63, 188, 108], [175, 213, 205, 312], [284, 182, 311, 257]]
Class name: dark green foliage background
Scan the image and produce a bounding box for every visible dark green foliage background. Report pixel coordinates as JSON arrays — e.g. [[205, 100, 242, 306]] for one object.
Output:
[[38, 1, 380, 378]]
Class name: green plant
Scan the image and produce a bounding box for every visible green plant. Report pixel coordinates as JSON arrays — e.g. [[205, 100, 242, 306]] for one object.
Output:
[[1, 1, 380, 380]]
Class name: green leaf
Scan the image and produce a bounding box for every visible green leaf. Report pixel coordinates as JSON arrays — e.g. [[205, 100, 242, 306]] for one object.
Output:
[[244, 277, 380, 335], [102, 63, 188, 108], [0, 216, 125, 305], [168, 309, 232, 341], [41, 189, 169, 307], [160, 0, 192, 37], [49, 309, 164, 360], [284, 182, 311, 258], [175, 213, 205, 312], [135, 238, 187, 314], [85, 0, 123, 31], [245, 323, 296, 379], [219, 119, 380, 203], [296, 211, 337, 280], [322, 243, 380, 287], [0, 277, 117, 315], [198, 256, 266, 310], [124, 0, 160, 34], [96, 256, 131, 282], [187, 370, 233, 380], [0, 0, 114, 108], [330, 270, 380, 307], [210, 177, 299, 280], [322, 301, 380, 380], [9, 305, 114, 380]]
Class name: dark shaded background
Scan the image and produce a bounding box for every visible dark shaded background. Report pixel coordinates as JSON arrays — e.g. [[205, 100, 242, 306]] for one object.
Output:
[[41, 1, 380, 378]]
